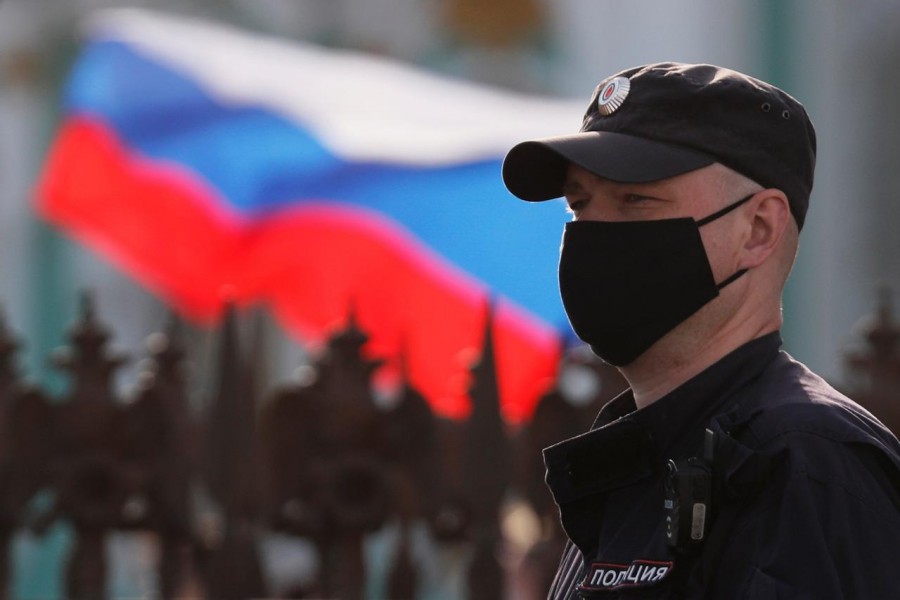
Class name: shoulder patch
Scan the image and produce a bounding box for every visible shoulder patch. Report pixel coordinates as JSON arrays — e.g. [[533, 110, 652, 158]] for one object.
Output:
[[578, 559, 674, 592]]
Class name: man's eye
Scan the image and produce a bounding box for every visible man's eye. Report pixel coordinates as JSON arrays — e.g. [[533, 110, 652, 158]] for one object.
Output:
[[566, 199, 587, 213], [624, 194, 652, 204]]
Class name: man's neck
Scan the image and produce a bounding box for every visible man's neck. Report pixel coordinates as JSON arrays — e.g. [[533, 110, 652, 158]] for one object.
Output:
[[621, 316, 781, 410]]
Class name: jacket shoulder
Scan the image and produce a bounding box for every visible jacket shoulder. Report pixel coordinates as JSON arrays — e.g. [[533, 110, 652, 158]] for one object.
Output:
[[741, 351, 900, 452], [721, 353, 900, 514]]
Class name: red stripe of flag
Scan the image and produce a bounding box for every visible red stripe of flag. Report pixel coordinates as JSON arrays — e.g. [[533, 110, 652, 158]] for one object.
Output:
[[38, 117, 560, 422]]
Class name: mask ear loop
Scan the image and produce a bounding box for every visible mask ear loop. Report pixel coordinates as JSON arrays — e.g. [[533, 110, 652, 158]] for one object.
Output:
[[696, 193, 756, 290], [716, 268, 748, 290], [696, 193, 755, 227]]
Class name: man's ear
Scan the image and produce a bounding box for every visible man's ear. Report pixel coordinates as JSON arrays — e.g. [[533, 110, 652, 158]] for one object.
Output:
[[741, 189, 791, 269]]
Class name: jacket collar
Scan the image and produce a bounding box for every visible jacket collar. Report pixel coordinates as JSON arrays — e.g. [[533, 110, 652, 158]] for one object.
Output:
[[544, 332, 783, 505]]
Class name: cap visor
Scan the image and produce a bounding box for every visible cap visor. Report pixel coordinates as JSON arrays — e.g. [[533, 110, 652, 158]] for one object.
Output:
[[502, 131, 715, 201]]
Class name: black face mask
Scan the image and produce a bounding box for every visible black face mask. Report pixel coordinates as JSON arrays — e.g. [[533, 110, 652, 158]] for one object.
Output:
[[558, 195, 752, 366]]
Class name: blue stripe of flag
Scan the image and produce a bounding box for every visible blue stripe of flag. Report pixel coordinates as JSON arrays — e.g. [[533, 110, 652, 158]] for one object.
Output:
[[63, 40, 573, 331]]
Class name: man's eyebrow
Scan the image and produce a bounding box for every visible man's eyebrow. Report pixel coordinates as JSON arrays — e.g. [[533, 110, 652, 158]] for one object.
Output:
[[561, 180, 584, 196]]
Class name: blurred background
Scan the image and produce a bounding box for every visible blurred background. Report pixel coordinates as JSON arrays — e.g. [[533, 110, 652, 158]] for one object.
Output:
[[4, 0, 900, 399], [1, 0, 899, 598]]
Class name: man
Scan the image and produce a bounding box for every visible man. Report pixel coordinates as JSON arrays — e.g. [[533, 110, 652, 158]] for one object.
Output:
[[502, 62, 900, 598]]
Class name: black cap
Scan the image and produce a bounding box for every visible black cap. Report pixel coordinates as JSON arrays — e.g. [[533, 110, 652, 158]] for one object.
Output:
[[502, 62, 817, 229]]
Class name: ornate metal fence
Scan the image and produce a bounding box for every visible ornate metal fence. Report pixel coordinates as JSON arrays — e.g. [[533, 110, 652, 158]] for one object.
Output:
[[0, 289, 895, 599]]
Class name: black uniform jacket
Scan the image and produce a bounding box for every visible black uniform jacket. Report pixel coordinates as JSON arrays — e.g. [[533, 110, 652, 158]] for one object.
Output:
[[543, 332, 900, 599]]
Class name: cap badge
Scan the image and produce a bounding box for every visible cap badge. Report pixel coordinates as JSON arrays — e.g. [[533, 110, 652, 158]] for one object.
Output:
[[597, 77, 630, 116]]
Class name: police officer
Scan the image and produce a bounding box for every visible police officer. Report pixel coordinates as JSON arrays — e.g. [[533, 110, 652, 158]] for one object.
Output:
[[502, 62, 900, 598]]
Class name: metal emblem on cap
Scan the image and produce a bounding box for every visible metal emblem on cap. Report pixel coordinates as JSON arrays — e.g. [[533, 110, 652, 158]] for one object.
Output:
[[597, 76, 630, 116]]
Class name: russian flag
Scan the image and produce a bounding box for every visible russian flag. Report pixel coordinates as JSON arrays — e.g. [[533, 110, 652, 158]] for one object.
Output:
[[36, 9, 582, 423]]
